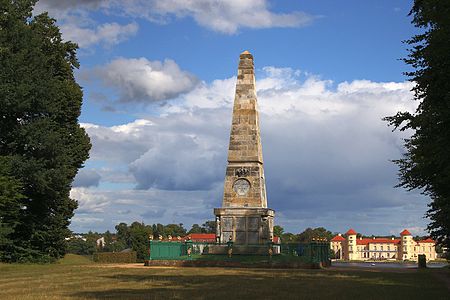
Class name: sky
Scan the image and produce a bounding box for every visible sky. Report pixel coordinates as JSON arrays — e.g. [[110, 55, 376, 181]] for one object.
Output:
[[33, 0, 429, 237]]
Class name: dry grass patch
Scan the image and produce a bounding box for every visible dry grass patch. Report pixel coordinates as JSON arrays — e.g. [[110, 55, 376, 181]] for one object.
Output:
[[0, 255, 448, 299]]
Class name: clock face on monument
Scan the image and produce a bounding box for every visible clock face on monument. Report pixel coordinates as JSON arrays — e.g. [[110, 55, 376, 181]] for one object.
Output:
[[233, 179, 250, 196]]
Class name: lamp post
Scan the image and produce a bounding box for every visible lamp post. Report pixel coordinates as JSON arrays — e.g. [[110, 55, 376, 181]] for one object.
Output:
[[268, 236, 274, 262], [185, 236, 193, 260], [148, 234, 153, 261], [227, 237, 233, 258]]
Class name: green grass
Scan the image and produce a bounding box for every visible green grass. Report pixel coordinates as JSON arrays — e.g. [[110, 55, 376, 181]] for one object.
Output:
[[57, 254, 94, 265], [0, 255, 448, 299]]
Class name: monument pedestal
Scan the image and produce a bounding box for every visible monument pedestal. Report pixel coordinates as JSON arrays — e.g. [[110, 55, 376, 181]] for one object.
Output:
[[214, 207, 274, 245]]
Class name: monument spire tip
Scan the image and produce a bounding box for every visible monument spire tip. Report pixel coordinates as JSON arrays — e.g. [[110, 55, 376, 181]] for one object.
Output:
[[241, 50, 251, 55]]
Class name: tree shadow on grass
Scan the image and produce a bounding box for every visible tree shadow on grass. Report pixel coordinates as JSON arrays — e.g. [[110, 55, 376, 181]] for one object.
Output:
[[71, 268, 448, 299]]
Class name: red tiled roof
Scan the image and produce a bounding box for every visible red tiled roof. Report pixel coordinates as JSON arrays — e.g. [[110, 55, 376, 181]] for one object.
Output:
[[331, 235, 345, 242], [185, 233, 216, 242], [273, 236, 280, 243], [418, 238, 435, 243], [346, 229, 357, 235], [356, 238, 401, 245], [400, 229, 411, 236]]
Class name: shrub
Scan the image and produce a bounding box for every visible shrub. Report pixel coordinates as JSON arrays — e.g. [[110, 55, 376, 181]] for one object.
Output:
[[93, 252, 137, 263]]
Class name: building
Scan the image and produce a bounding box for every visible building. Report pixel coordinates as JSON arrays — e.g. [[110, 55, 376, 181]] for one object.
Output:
[[331, 229, 437, 261]]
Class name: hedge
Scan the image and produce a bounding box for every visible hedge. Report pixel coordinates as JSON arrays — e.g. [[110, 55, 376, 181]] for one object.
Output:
[[93, 251, 137, 263]]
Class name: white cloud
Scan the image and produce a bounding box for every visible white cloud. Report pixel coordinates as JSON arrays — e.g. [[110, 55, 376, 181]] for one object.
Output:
[[73, 169, 101, 187], [73, 67, 429, 235], [81, 119, 154, 163], [34, 1, 138, 48], [60, 22, 138, 48], [129, 0, 316, 34], [69, 186, 220, 232], [87, 58, 199, 103], [37, 0, 316, 34], [35, 0, 106, 12], [70, 187, 111, 213]]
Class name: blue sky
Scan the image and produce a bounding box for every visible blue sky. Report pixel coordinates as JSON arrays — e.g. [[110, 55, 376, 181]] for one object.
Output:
[[34, 0, 429, 237]]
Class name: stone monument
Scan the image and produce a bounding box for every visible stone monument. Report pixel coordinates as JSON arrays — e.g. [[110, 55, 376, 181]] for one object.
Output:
[[214, 51, 274, 246]]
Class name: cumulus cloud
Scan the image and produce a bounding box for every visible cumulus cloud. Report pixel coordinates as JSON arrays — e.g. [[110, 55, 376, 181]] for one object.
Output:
[[73, 67, 430, 235], [60, 22, 138, 48], [69, 187, 219, 232], [87, 58, 199, 103], [82, 111, 229, 191], [130, 132, 224, 190], [73, 170, 101, 188], [70, 187, 111, 213], [34, 1, 137, 48], [37, 0, 316, 34], [117, 0, 316, 34], [35, 0, 106, 12]]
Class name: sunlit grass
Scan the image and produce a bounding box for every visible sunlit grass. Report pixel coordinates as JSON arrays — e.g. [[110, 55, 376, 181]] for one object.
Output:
[[0, 255, 448, 299]]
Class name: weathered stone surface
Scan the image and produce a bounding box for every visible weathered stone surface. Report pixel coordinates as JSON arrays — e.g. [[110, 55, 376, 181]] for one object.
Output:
[[214, 51, 275, 245], [214, 207, 274, 245]]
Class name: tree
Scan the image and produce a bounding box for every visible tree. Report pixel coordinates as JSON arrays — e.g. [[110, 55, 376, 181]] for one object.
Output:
[[151, 223, 165, 239], [128, 222, 152, 260], [201, 220, 216, 234], [273, 225, 284, 237], [67, 238, 96, 256], [115, 223, 130, 247], [0, 158, 24, 261], [0, 1, 91, 262], [384, 0, 450, 248], [297, 227, 333, 242], [280, 232, 298, 243], [188, 224, 203, 234], [163, 223, 186, 237]]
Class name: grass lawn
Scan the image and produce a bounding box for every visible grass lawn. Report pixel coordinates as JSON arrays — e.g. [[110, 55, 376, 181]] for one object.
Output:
[[0, 255, 448, 299]]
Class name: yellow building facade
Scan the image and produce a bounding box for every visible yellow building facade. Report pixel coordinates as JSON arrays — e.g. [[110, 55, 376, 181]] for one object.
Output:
[[330, 229, 437, 261]]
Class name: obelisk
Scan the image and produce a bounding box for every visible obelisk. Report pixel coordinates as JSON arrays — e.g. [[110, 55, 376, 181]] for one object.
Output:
[[214, 51, 274, 246]]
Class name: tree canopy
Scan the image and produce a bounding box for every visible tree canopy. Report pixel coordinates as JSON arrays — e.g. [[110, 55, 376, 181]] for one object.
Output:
[[384, 0, 450, 248], [0, 0, 91, 262]]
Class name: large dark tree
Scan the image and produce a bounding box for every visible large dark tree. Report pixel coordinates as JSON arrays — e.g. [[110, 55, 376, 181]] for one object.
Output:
[[0, 0, 91, 262], [385, 0, 450, 248], [0, 157, 24, 261]]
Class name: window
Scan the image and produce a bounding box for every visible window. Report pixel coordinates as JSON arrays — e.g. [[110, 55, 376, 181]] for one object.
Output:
[[381, 245, 383, 251]]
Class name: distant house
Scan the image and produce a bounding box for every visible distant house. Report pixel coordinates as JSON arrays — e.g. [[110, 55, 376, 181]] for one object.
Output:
[[331, 228, 437, 261], [65, 234, 86, 241], [96, 237, 105, 248]]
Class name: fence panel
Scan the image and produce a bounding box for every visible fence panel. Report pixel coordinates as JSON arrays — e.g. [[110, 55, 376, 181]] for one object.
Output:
[[149, 240, 330, 264], [150, 241, 185, 260]]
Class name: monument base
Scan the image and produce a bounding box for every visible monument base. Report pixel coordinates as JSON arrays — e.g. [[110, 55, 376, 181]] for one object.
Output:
[[214, 207, 274, 245], [207, 244, 270, 255]]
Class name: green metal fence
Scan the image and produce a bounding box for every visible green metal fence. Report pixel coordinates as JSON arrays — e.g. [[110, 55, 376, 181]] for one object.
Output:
[[149, 240, 330, 264], [148, 241, 187, 260], [280, 242, 330, 264]]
